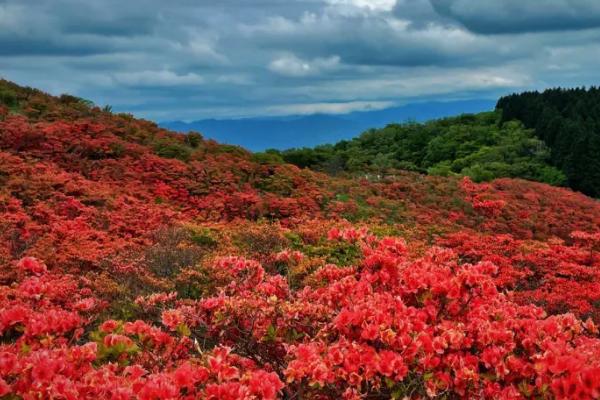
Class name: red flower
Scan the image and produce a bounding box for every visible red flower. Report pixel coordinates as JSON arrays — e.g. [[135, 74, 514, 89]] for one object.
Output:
[[17, 257, 47, 275], [0, 377, 10, 396], [161, 309, 184, 331], [99, 319, 120, 333]]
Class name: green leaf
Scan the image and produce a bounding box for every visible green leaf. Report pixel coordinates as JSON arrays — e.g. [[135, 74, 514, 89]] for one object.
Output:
[[385, 377, 395, 388], [265, 324, 277, 342], [177, 323, 191, 337]]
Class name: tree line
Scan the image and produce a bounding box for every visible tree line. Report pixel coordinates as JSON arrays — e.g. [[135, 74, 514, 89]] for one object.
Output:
[[497, 87, 600, 197], [262, 87, 600, 197], [264, 111, 565, 186]]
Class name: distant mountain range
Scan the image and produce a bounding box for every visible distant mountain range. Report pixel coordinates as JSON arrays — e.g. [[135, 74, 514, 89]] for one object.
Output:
[[160, 99, 496, 151]]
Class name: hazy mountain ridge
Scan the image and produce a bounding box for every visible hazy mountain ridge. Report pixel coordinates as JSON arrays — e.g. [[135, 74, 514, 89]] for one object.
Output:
[[161, 99, 496, 150]]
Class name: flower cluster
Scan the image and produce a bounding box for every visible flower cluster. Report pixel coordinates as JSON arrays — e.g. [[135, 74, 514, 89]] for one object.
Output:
[[159, 231, 600, 399]]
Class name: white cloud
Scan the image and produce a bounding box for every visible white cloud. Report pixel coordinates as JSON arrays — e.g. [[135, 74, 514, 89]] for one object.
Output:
[[266, 100, 396, 115], [174, 31, 229, 65], [326, 0, 397, 12], [268, 54, 340, 77], [113, 70, 204, 87], [283, 65, 531, 104]]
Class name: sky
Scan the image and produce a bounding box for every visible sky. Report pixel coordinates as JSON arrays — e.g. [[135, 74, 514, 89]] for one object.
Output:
[[1, 0, 600, 121]]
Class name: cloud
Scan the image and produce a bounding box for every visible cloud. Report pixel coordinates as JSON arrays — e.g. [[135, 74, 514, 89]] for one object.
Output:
[[430, 0, 600, 34], [241, 9, 523, 68], [113, 70, 204, 87], [0, 0, 599, 120], [326, 0, 398, 13], [269, 54, 340, 77], [283, 66, 532, 105], [266, 100, 395, 115]]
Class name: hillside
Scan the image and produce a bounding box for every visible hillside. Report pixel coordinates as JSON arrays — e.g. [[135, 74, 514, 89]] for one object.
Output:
[[274, 88, 600, 200], [272, 111, 566, 186], [2, 79, 600, 399]]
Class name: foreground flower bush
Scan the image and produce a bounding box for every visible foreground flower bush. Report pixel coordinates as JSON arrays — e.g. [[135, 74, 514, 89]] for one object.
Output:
[[186, 230, 600, 399], [3, 81, 600, 398], [0, 259, 283, 399], [4, 233, 600, 399], [6, 231, 599, 398]]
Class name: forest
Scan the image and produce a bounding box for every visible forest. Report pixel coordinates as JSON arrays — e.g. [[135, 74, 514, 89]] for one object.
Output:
[[1, 79, 600, 399], [497, 87, 600, 197], [271, 87, 600, 198]]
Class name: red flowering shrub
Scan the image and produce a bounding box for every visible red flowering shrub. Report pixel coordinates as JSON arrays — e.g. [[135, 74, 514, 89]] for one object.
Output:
[[16, 256, 47, 275], [439, 230, 600, 321], [2, 80, 600, 398], [148, 231, 600, 399]]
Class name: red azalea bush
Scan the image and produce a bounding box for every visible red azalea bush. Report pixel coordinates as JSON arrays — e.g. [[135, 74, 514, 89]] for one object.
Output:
[[187, 230, 600, 399], [3, 81, 600, 398], [3, 232, 600, 398], [439, 230, 600, 321], [0, 258, 283, 399]]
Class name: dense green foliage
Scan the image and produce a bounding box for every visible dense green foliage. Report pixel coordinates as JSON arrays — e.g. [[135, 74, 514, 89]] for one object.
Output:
[[271, 111, 565, 185], [497, 87, 600, 197]]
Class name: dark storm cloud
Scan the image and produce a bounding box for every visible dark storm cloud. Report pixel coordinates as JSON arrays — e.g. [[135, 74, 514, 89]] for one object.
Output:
[[246, 14, 524, 68], [0, 0, 599, 119], [430, 0, 600, 34]]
